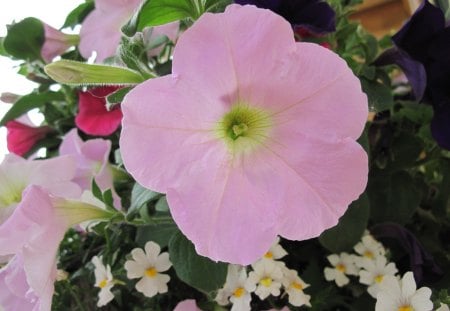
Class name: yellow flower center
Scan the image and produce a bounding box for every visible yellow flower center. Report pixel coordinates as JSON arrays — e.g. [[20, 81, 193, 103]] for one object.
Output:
[[260, 277, 272, 287], [291, 281, 303, 290], [398, 305, 413, 311], [374, 275, 384, 283], [145, 267, 157, 278], [364, 250, 374, 259], [216, 104, 272, 155], [336, 264, 346, 272], [264, 251, 273, 259], [233, 287, 245, 298], [98, 279, 108, 289]]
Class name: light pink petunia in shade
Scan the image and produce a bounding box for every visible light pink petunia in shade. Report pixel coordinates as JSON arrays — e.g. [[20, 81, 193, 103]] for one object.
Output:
[[144, 22, 180, 57], [6, 116, 51, 156], [41, 23, 79, 63], [0, 153, 81, 225], [75, 87, 123, 136], [79, 0, 142, 62], [59, 129, 121, 209], [0, 186, 113, 311], [0, 255, 38, 311], [173, 299, 202, 311], [120, 4, 368, 264]]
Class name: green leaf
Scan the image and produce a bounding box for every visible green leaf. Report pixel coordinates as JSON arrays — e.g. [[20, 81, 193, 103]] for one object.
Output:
[[0, 91, 64, 126], [169, 231, 227, 293], [63, 1, 95, 28], [361, 78, 394, 112], [4, 17, 44, 61], [319, 194, 370, 253], [136, 223, 179, 248], [106, 87, 132, 110], [436, 0, 450, 20], [123, 0, 198, 36], [368, 170, 421, 223], [91, 179, 103, 202], [384, 132, 423, 171], [155, 196, 170, 212], [0, 37, 7, 56], [129, 183, 161, 215]]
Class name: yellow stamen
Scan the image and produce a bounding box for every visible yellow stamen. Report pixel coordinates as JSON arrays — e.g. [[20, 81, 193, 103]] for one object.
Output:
[[291, 281, 303, 290], [264, 251, 273, 259], [363, 250, 374, 259], [336, 264, 346, 273], [374, 275, 384, 283], [145, 267, 157, 278], [233, 287, 245, 298], [398, 305, 413, 311], [98, 279, 108, 288], [260, 277, 272, 287]]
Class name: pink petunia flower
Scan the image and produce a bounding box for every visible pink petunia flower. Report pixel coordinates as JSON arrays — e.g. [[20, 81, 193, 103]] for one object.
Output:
[[6, 115, 52, 156], [0, 185, 113, 311], [120, 5, 368, 264], [144, 22, 180, 57], [75, 86, 123, 136], [59, 129, 121, 209], [41, 23, 79, 63], [174, 299, 202, 311], [0, 153, 81, 225], [79, 0, 143, 62]]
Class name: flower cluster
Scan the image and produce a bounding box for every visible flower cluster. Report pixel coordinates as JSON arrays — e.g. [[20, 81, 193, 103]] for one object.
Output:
[[324, 231, 434, 310], [215, 238, 311, 310]]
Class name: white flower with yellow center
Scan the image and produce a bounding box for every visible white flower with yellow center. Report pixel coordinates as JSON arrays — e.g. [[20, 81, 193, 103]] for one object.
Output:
[[248, 260, 283, 300], [358, 256, 398, 298], [436, 303, 450, 311], [261, 237, 288, 262], [354, 234, 386, 265], [375, 272, 433, 311], [92, 256, 115, 307], [281, 268, 311, 307], [124, 241, 172, 298], [324, 253, 358, 287], [215, 265, 255, 311]]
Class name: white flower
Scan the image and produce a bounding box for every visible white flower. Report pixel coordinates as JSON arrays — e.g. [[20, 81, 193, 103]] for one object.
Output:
[[281, 268, 311, 307], [215, 265, 255, 311], [261, 237, 288, 261], [92, 256, 115, 307], [124, 241, 172, 298], [324, 253, 358, 287], [375, 272, 433, 311], [358, 256, 398, 298], [354, 234, 386, 263], [436, 304, 450, 311], [248, 260, 283, 300]]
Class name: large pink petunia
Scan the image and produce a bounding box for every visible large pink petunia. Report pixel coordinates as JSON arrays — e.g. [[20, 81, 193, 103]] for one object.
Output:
[[79, 0, 142, 62], [75, 86, 123, 136], [120, 4, 369, 264], [0, 154, 81, 225], [0, 186, 113, 311]]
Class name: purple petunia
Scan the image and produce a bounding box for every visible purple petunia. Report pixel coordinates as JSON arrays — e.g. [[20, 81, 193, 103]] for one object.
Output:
[[234, 0, 336, 34], [376, 0, 450, 149]]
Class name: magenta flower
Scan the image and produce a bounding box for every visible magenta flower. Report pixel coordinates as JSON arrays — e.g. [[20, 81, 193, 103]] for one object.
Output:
[[79, 0, 142, 62], [41, 23, 79, 63], [6, 116, 51, 156], [59, 129, 121, 209], [75, 86, 123, 136], [120, 5, 368, 264], [0, 186, 113, 310]]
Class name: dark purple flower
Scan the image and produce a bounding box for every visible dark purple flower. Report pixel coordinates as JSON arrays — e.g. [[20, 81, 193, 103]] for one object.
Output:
[[371, 223, 444, 285], [234, 0, 336, 34], [375, 0, 450, 149]]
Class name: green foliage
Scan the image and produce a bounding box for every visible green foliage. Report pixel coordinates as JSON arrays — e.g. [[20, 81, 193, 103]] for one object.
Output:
[[0, 91, 64, 126], [319, 194, 370, 253], [3, 17, 44, 61], [169, 231, 228, 294], [63, 1, 95, 28]]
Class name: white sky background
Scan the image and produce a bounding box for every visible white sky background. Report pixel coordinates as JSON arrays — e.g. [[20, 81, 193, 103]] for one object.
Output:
[[0, 0, 83, 161]]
